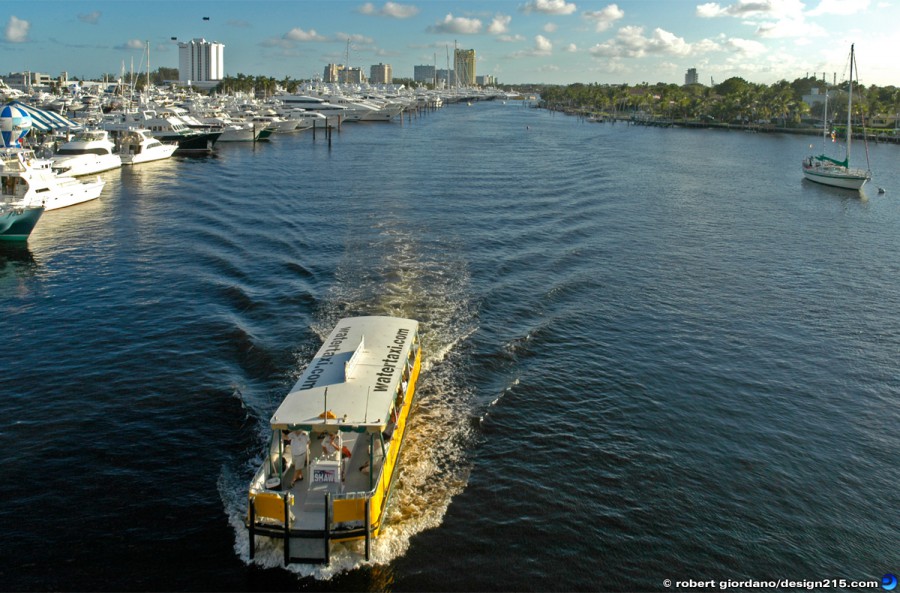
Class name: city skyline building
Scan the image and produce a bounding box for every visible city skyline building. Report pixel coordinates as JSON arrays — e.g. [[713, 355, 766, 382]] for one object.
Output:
[[369, 63, 392, 85], [178, 38, 224, 85], [685, 68, 699, 85], [414, 65, 436, 84], [453, 49, 476, 87], [323, 63, 341, 83], [339, 66, 365, 84]]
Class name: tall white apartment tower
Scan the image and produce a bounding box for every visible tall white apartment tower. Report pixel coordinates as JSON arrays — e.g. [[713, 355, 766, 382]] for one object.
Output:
[[178, 38, 225, 83]]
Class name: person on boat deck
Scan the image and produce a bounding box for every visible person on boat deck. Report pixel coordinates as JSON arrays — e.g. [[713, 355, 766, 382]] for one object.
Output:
[[322, 432, 340, 459], [284, 429, 309, 486]]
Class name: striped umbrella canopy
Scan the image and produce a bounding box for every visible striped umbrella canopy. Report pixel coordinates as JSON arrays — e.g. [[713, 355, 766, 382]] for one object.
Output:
[[0, 103, 32, 148], [6, 100, 80, 133]]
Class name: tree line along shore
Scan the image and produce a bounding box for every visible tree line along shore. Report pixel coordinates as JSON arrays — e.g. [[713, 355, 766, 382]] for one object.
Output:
[[533, 76, 900, 143]]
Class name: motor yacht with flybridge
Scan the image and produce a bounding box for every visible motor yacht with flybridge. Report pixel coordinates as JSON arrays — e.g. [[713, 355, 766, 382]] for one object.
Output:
[[50, 129, 122, 176], [1, 104, 105, 212]]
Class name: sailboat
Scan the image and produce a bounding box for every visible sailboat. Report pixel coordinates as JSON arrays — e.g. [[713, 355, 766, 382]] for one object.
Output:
[[802, 44, 871, 190]]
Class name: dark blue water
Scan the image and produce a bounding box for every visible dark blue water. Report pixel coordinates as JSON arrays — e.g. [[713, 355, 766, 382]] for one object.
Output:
[[2, 103, 898, 591]]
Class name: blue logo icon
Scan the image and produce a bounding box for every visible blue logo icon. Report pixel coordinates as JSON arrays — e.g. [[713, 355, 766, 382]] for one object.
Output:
[[883, 574, 898, 591]]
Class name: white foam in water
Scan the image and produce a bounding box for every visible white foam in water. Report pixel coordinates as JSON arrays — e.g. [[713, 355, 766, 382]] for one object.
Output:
[[222, 222, 478, 576]]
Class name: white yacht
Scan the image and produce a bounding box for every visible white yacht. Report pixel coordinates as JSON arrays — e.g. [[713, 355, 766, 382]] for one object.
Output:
[[187, 114, 273, 142], [109, 128, 177, 165], [107, 110, 220, 152], [1, 146, 105, 211], [321, 94, 404, 122], [276, 108, 329, 131], [271, 95, 356, 123], [239, 112, 299, 133], [51, 129, 122, 177]]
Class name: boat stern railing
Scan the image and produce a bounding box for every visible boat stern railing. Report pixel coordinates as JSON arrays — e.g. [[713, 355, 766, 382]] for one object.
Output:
[[247, 489, 294, 564]]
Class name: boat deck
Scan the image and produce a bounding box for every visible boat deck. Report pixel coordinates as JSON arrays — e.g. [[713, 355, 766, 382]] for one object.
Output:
[[276, 430, 384, 532]]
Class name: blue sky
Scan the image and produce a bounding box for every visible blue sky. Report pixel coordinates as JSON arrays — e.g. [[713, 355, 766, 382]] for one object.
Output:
[[2, 0, 899, 86]]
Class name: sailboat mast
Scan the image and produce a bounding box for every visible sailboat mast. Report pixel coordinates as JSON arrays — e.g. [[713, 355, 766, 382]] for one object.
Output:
[[822, 78, 828, 153], [146, 40, 151, 94], [846, 44, 854, 165]]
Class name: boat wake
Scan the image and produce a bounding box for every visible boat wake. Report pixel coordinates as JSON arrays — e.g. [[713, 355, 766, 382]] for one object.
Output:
[[221, 219, 479, 577]]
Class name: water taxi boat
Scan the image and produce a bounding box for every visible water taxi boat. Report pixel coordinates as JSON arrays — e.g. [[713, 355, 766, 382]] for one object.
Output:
[[247, 316, 422, 565]]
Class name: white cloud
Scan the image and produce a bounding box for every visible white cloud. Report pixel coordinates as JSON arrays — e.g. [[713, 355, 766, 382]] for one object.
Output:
[[520, 0, 577, 15], [336, 32, 375, 44], [808, 0, 869, 15], [508, 34, 557, 58], [498, 34, 526, 42], [488, 14, 512, 34], [696, 0, 825, 39], [428, 13, 483, 34], [692, 37, 723, 53], [589, 26, 691, 58], [383, 2, 419, 18], [565, 43, 578, 52], [119, 39, 146, 50], [534, 34, 553, 55], [583, 4, 625, 32], [77, 11, 101, 25], [696, 0, 805, 19], [4, 15, 29, 43], [723, 37, 767, 55], [359, 2, 420, 18], [284, 28, 328, 42], [543, 22, 558, 33], [755, 17, 826, 37]]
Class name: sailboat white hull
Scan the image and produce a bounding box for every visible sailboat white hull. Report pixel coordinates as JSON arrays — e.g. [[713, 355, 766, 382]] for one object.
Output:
[[802, 162, 869, 190]]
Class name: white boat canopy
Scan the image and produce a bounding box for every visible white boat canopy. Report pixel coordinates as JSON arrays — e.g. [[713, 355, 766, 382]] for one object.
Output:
[[270, 316, 419, 434]]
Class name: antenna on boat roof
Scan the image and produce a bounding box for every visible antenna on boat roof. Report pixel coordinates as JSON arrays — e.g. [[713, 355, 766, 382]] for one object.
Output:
[[364, 387, 370, 423]]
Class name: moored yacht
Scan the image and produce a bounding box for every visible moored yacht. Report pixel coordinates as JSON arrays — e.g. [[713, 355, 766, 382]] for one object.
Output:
[[1, 146, 105, 211], [186, 115, 273, 142], [108, 128, 177, 165], [0, 182, 43, 241], [50, 129, 122, 176], [107, 110, 220, 152], [272, 95, 356, 124]]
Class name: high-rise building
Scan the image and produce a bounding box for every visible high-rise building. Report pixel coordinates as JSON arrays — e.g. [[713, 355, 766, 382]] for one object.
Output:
[[370, 63, 392, 84], [414, 65, 436, 84], [178, 38, 224, 83], [340, 67, 366, 84], [454, 49, 476, 87], [685, 68, 699, 85], [324, 64, 342, 83], [435, 69, 454, 88]]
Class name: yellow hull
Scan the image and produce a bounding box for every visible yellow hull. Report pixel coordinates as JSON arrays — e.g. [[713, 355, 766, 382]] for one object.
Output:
[[332, 345, 421, 541]]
